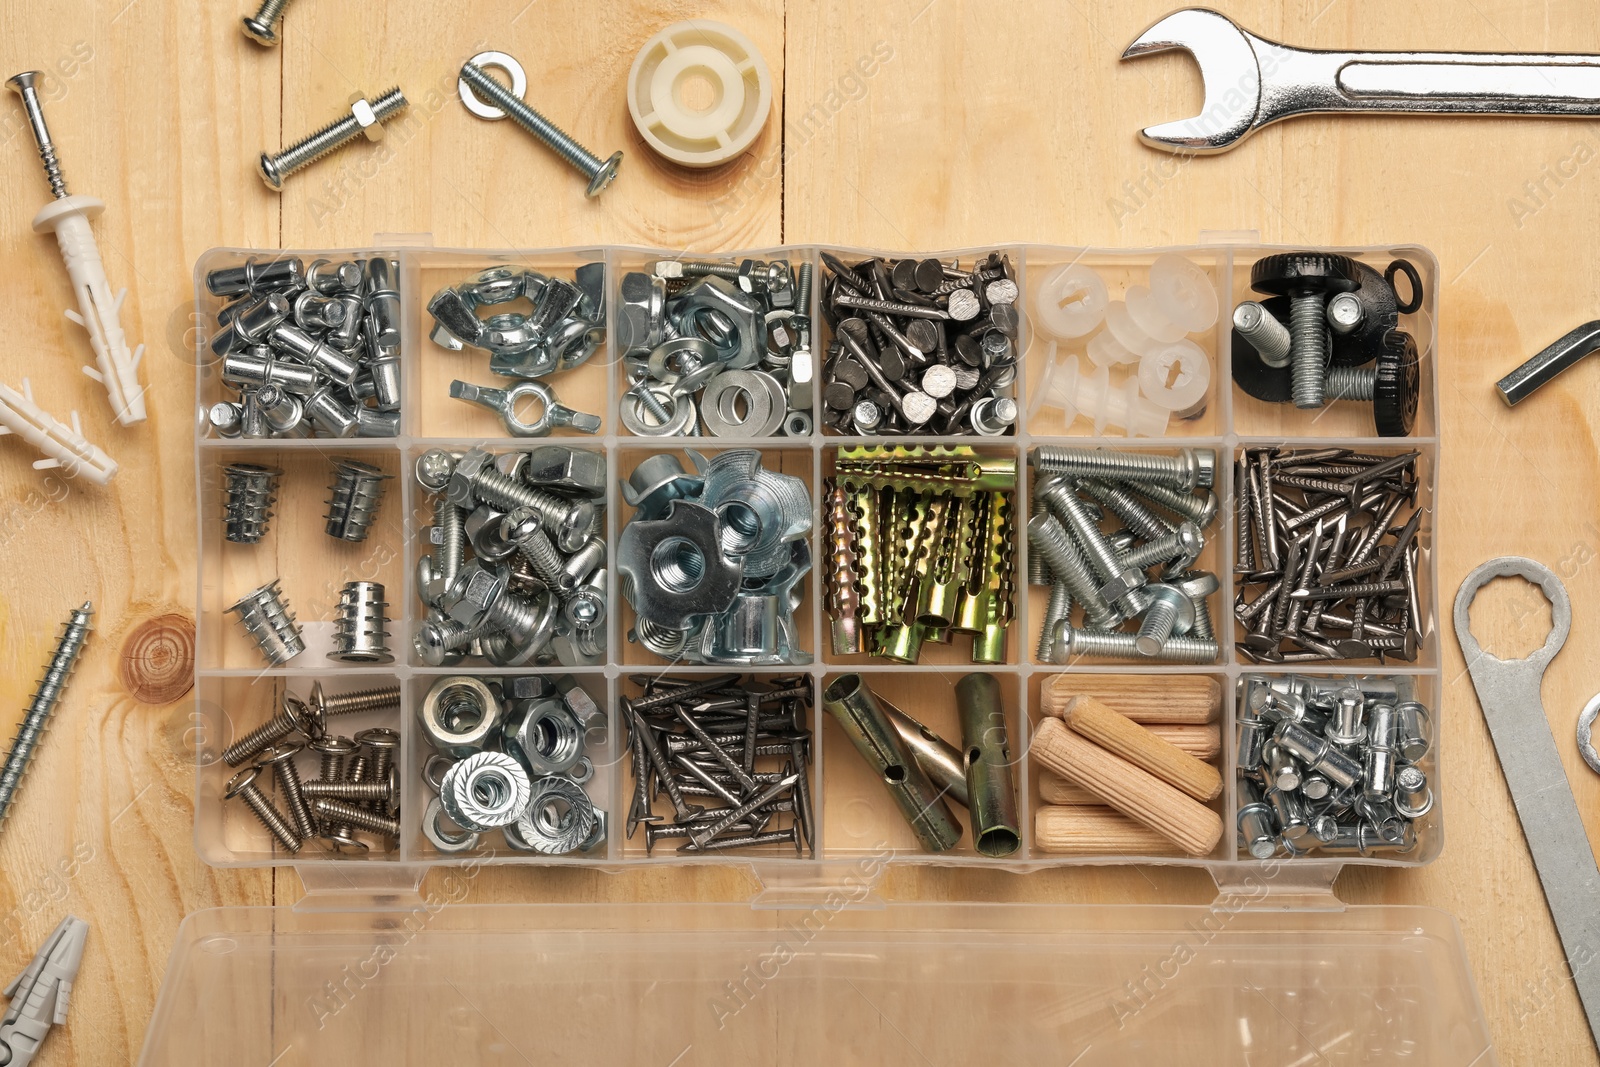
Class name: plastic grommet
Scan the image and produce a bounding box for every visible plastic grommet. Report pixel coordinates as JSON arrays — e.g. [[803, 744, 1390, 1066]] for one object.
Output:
[[627, 20, 772, 168]]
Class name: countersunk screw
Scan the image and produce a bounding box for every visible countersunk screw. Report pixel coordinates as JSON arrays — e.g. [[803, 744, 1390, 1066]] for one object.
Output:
[[0, 602, 92, 830], [6, 72, 69, 198], [226, 766, 302, 853], [459, 59, 621, 198], [241, 0, 295, 45], [259, 88, 408, 191]]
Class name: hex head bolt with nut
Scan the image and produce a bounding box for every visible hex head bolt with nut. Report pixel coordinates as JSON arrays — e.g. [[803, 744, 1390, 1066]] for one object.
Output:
[[1250, 253, 1359, 409], [259, 88, 408, 191], [459, 53, 621, 198]]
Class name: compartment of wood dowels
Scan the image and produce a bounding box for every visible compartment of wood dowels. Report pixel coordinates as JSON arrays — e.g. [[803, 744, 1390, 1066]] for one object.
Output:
[[1026, 672, 1227, 859]]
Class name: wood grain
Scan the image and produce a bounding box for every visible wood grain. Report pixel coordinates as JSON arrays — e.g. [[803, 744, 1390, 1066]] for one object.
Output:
[[0, 0, 1594, 1062], [1060, 694, 1222, 801]]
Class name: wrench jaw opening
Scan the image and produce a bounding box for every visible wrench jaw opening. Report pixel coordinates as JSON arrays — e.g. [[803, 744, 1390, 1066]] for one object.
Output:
[[1452, 556, 1571, 675], [1122, 8, 1263, 153]]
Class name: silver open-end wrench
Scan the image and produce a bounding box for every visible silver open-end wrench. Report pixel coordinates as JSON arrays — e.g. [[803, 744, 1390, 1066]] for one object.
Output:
[[1455, 556, 1600, 1054], [1125, 8, 1600, 153]]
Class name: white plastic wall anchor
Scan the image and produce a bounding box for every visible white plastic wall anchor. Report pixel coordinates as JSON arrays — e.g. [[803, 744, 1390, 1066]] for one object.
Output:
[[627, 20, 772, 168], [1149, 252, 1219, 332], [1086, 300, 1157, 367], [0, 378, 118, 485], [1032, 263, 1108, 340], [1138, 339, 1212, 420], [1125, 284, 1190, 343], [1028, 343, 1170, 437], [32, 196, 147, 426]]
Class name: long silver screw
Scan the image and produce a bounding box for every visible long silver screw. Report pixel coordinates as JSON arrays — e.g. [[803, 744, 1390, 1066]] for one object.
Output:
[[259, 88, 408, 191], [0, 602, 92, 831], [459, 60, 622, 198], [241, 0, 295, 46], [1030, 445, 1217, 493], [6, 72, 68, 198]]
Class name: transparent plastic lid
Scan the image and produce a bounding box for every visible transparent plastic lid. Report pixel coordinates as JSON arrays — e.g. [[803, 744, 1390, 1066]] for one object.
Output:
[[137, 899, 1493, 1064]]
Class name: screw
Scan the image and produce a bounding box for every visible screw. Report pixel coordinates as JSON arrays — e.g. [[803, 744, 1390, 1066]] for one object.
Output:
[[1030, 445, 1216, 492], [224, 694, 309, 767], [1232, 301, 1291, 368], [308, 681, 401, 721], [1035, 478, 1148, 616], [241, 0, 295, 44], [0, 602, 91, 830], [1035, 582, 1073, 663], [313, 798, 400, 837], [6, 72, 69, 198], [258, 744, 316, 842], [259, 88, 408, 190], [1056, 626, 1218, 664], [1133, 584, 1195, 656], [302, 779, 394, 802], [459, 59, 621, 198], [1025, 512, 1117, 628], [226, 767, 301, 853]]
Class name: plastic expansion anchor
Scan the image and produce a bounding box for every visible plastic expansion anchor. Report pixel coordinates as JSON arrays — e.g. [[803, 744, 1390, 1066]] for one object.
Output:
[[0, 915, 89, 1067], [0, 378, 118, 485]]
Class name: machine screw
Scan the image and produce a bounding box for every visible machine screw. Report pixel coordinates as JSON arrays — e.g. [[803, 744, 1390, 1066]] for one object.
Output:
[[241, 0, 296, 44], [259, 88, 408, 190], [1232, 301, 1292, 368], [459, 58, 621, 198], [308, 681, 401, 721], [223, 694, 308, 767], [1250, 253, 1360, 410], [226, 767, 302, 853], [1030, 445, 1216, 492], [257, 744, 316, 842], [0, 602, 91, 830], [1056, 626, 1218, 664], [313, 798, 400, 837]]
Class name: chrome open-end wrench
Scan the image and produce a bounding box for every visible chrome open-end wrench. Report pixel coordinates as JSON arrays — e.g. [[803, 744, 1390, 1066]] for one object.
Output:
[[1455, 557, 1600, 1053], [1124, 8, 1600, 153]]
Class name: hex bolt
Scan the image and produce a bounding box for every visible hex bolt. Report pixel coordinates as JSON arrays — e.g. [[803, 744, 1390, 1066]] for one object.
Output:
[[313, 798, 400, 837], [459, 59, 621, 198], [1232, 301, 1292, 368], [259, 88, 407, 190], [226, 767, 301, 853], [1026, 511, 1118, 629], [1030, 445, 1216, 492], [1036, 478, 1148, 616], [241, 0, 296, 45], [1133, 584, 1195, 656], [258, 745, 316, 842], [1035, 582, 1073, 663], [0, 602, 91, 831], [1057, 627, 1217, 663]]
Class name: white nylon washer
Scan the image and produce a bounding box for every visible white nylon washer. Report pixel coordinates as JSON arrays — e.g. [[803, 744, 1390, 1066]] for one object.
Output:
[[459, 51, 529, 121], [627, 20, 772, 167]]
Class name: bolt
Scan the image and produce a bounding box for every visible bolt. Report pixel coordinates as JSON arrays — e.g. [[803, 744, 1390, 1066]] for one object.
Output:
[[1133, 584, 1195, 656], [258, 744, 316, 842], [6, 72, 69, 198], [1056, 626, 1218, 664], [226, 767, 302, 853], [308, 682, 401, 721], [1325, 364, 1377, 401], [259, 88, 408, 190], [1035, 582, 1073, 663], [501, 506, 568, 591], [313, 798, 400, 837], [0, 602, 91, 830], [459, 60, 621, 197], [241, 0, 295, 44], [1118, 520, 1204, 573], [1233, 301, 1292, 368], [1035, 478, 1148, 615], [1030, 445, 1216, 492], [224, 694, 310, 767], [1025, 512, 1118, 629]]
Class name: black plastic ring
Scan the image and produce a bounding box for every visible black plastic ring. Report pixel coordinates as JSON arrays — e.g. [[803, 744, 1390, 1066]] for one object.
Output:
[[1385, 259, 1424, 315]]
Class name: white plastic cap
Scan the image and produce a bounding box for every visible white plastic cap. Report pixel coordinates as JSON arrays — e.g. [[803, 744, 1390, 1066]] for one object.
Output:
[[1032, 263, 1108, 340], [627, 21, 772, 168], [1028, 343, 1168, 437], [1139, 339, 1212, 419]]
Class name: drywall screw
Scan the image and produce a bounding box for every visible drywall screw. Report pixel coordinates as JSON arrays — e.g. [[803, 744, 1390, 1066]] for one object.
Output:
[[313, 798, 400, 837], [259, 88, 408, 190], [226, 767, 301, 853], [0, 602, 91, 830], [6, 72, 68, 198], [228, 579, 304, 665], [257, 744, 316, 842], [1233, 301, 1292, 367], [1030, 445, 1217, 492], [241, 0, 295, 44], [1056, 626, 1218, 664], [224, 694, 309, 766], [459, 59, 622, 198]]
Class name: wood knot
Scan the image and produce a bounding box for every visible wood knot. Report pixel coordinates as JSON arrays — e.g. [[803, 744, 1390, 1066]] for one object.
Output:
[[120, 613, 195, 704]]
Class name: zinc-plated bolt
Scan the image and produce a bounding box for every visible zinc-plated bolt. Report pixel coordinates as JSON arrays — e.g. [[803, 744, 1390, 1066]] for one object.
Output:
[[1118, 520, 1204, 573], [459, 59, 621, 198], [1325, 364, 1377, 401], [1057, 626, 1218, 664], [0, 602, 91, 830], [1133, 584, 1195, 656], [502, 506, 570, 594], [1025, 512, 1119, 629], [1036, 478, 1148, 615], [1233, 301, 1292, 368], [629, 383, 675, 426], [6, 72, 69, 198], [302, 779, 394, 801], [1326, 292, 1365, 335], [1030, 445, 1217, 492], [241, 0, 295, 45], [1035, 582, 1072, 663], [259, 88, 408, 191], [1076, 479, 1174, 542], [1125, 479, 1219, 529], [226, 766, 302, 853], [224, 694, 309, 767]]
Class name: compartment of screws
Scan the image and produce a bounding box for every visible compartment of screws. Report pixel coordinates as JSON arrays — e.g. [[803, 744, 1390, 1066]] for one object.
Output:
[[198, 252, 406, 439], [621, 674, 813, 857], [1235, 673, 1438, 862], [1233, 446, 1432, 665], [615, 249, 816, 438], [413, 673, 608, 858], [1026, 444, 1222, 665], [410, 444, 608, 668], [819, 248, 1021, 437]]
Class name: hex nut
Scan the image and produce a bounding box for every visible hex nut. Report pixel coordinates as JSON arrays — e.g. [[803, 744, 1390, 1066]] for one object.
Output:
[[350, 96, 384, 141], [507, 699, 584, 774], [420, 676, 501, 756], [446, 560, 507, 626], [617, 272, 664, 354], [679, 276, 766, 369], [447, 448, 491, 508]]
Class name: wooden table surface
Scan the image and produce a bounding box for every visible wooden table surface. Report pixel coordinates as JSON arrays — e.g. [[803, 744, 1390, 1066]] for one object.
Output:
[[2, 0, 1598, 1061]]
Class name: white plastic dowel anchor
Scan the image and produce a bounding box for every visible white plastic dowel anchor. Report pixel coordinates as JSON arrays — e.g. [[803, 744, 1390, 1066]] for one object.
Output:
[[0, 378, 118, 485], [1033, 263, 1109, 340], [1029, 343, 1170, 437], [33, 196, 147, 426]]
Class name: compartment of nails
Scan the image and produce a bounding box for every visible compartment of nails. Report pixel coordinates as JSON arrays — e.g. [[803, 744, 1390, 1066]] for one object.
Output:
[[411, 445, 608, 668], [1233, 446, 1431, 665], [621, 674, 813, 857], [202, 254, 404, 439], [1236, 673, 1436, 861], [617, 252, 815, 438], [416, 674, 608, 857], [819, 249, 1020, 436]]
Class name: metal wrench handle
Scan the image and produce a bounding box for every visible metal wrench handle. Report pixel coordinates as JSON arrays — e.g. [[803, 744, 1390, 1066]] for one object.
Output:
[[1454, 556, 1600, 1054]]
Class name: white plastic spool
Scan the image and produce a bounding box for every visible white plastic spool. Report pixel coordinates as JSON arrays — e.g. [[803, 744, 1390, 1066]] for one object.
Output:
[[33, 195, 147, 425], [0, 377, 118, 485], [627, 21, 772, 168]]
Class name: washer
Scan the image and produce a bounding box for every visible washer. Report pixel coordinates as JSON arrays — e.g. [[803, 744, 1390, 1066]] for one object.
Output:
[[701, 369, 785, 437], [459, 51, 529, 120], [627, 21, 772, 168]]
